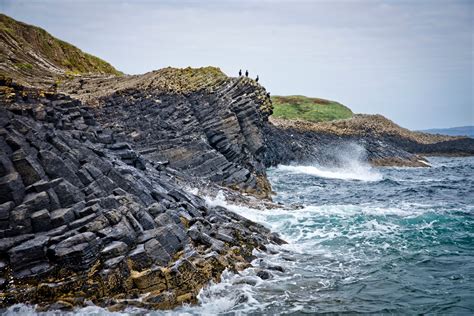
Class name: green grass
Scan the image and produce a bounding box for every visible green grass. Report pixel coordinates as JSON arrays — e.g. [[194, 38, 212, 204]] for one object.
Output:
[[15, 62, 33, 70], [1, 13, 123, 76], [271, 95, 353, 123]]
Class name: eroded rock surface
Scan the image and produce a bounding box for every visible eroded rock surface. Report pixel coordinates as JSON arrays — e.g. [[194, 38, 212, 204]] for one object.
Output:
[[62, 67, 274, 197], [0, 83, 283, 310]]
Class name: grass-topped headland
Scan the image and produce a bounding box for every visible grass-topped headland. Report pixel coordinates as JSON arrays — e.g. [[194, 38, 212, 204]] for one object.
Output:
[[271, 95, 353, 123], [144, 66, 228, 94], [0, 13, 122, 86]]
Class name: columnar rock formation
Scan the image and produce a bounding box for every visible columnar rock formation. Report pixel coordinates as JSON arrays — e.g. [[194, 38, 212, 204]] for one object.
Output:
[[1, 12, 473, 312], [62, 67, 274, 197], [0, 82, 283, 310]]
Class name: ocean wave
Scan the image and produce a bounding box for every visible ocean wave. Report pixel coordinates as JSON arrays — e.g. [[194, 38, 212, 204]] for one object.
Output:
[[273, 143, 383, 182], [276, 164, 383, 181]]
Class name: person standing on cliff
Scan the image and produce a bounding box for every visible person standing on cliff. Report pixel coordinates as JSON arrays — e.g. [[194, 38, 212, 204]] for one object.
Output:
[[245, 70, 249, 77], [256, 75, 259, 82], [239, 69, 242, 76]]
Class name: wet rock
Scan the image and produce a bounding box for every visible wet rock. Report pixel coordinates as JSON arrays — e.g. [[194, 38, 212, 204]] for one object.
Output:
[[256, 269, 272, 280], [103, 255, 125, 269], [233, 276, 258, 286], [128, 244, 152, 271], [99, 218, 137, 246], [188, 225, 225, 253], [154, 212, 180, 227], [131, 266, 167, 291], [0, 74, 286, 310], [267, 265, 285, 272], [154, 224, 186, 256], [144, 239, 171, 266]]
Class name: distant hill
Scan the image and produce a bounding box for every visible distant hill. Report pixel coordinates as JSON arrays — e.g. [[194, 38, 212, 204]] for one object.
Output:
[[421, 126, 474, 138], [0, 13, 122, 86], [271, 95, 353, 123]]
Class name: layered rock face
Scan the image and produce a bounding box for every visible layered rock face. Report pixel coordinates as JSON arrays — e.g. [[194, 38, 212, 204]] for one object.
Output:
[[0, 82, 283, 310], [63, 67, 274, 197]]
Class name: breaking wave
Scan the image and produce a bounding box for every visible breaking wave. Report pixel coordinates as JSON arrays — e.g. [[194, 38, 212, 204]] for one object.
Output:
[[275, 143, 383, 181]]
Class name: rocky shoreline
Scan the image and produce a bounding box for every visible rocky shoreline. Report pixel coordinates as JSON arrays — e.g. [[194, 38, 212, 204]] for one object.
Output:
[[0, 82, 284, 311], [1, 13, 473, 312], [1, 67, 473, 311], [2, 68, 473, 311], [266, 116, 473, 168]]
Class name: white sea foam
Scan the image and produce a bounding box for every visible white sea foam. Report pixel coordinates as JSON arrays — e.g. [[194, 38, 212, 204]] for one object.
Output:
[[275, 143, 383, 181]]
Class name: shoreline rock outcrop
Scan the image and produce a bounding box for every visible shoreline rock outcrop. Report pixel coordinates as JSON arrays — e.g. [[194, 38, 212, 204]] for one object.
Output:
[[265, 115, 474, 167], [0, 82, 284, 310], [61, 67, 274, 198], [1, 12, 473, 313]]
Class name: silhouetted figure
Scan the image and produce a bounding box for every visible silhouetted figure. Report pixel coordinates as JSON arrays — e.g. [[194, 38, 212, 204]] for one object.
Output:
[[256, 75, 259, 82], [245, 70, 249, 77], [266, 92, 271, 98], [239, 69, 242, 76]]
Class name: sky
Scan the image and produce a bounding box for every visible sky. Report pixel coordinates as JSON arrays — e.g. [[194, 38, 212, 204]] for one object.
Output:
[[1, 0, 472, 129]]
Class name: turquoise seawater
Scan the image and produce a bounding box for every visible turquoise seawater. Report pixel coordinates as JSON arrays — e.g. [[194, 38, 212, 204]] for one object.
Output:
[[4, 156, 474, 315]]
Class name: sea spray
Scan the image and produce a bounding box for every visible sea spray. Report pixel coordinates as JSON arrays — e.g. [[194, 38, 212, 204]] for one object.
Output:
[[274, 142, 383, 181], [4, 157, 473, 315]]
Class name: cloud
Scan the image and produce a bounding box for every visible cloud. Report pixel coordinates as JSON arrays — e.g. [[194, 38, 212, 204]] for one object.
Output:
[[1, 0, 472, 129]]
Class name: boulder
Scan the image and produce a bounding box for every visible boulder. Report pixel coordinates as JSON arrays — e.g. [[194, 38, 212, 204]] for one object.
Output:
[[0, 172, 25, 205], [31, 209, 52, 232], [53, 179, 85, 207], [144, 239, 171, 266], [39, 150, 81, 187], [50, 232, 100, 270], [50, 207, 76, 227], [8, 235, 49, 270], [0, 201, 14, 220], [11, 150, 45, 186]]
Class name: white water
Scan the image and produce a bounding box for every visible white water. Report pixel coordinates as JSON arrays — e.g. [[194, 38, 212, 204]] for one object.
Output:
[[275, 143, 383, 182], [276, 164, 382, 181], [6, 157, 471, 315]]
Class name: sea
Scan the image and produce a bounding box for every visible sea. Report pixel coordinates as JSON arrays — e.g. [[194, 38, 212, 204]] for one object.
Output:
[[4, 153, 474, 315]]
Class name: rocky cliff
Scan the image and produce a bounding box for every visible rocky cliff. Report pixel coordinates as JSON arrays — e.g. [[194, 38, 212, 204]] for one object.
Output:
[[0, 80, 283, 310], [60, 67, 274, 198], [265, 115, 474, 167], [1, 12, 473, 312]]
